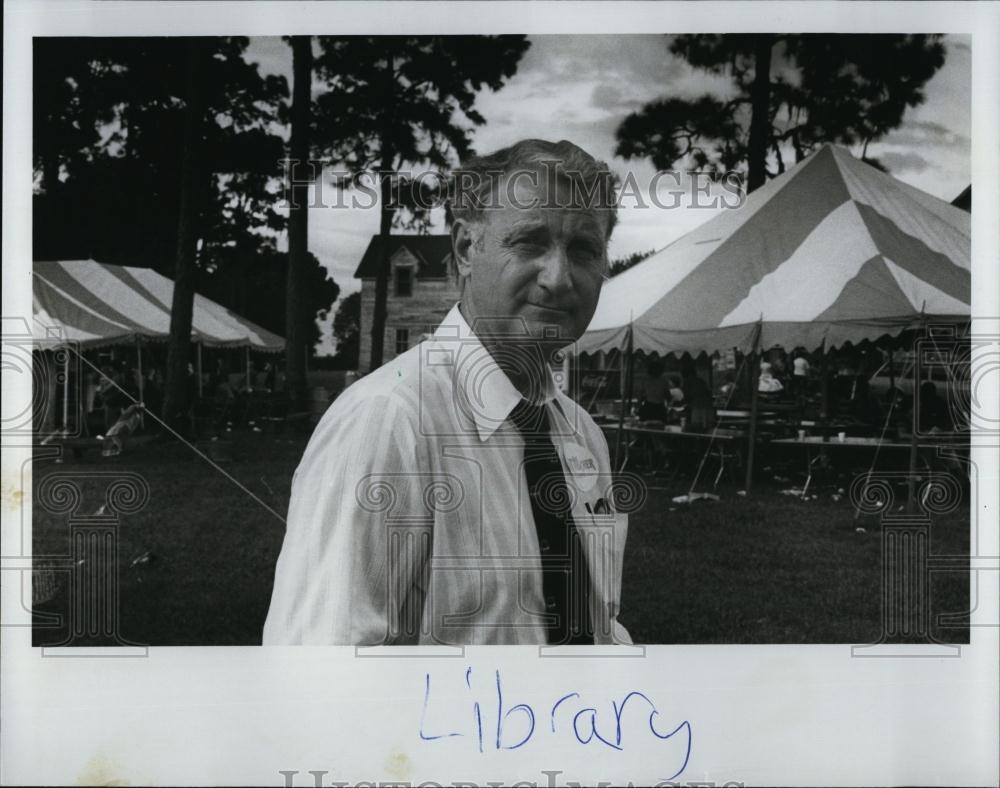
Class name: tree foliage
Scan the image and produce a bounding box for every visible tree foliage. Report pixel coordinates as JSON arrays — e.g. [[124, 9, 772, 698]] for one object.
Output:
[[609, 248, 656, 277], [199, 249, 339, 352], [32, 37, 342, 417], [330, 291, 361, 370], [34, 37, 289, 273], [616, 34, 946, 190], [311, 36, 531, 369]]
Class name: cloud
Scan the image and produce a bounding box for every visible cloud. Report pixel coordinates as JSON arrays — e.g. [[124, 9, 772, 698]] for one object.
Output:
[[590, 83, 647, 114], [879, 150, 931, 173], [885, 119, 970, 147], [244, 32, 971, 354], [947, 35, 971, 53]]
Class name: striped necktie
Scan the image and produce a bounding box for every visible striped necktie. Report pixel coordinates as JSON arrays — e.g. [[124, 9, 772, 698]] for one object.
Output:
[[511, 399, 593, 645]]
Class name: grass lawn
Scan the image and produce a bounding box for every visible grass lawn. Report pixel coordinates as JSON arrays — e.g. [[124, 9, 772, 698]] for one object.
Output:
[[32, 429, 970, 646]]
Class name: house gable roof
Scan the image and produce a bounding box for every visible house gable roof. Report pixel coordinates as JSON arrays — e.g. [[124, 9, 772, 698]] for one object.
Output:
[[353, 234, 453, 279]]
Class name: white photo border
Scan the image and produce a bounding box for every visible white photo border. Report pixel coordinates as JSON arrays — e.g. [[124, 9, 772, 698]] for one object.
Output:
[[3, 2, 998, 786]]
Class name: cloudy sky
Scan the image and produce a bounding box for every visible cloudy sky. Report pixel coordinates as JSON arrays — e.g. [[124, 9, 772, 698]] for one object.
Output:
[[243, 35, 971, 354]]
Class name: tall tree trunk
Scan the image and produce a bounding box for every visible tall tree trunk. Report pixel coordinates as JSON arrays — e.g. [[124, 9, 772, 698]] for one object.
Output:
[[162, 40, 206, 427], [285, 35, 312, 406], [369, 169, 394, 371], [747, 35, 773, 194], [368, 56, 396, 372]]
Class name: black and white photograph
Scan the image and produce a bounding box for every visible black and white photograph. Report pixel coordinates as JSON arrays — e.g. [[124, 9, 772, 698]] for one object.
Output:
[[3, 2, 998, 786]]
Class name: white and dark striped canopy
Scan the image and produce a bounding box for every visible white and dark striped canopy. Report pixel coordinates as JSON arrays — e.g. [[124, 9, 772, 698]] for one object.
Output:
[[580, 144, 970, 356], [32, 259, 285, 353]]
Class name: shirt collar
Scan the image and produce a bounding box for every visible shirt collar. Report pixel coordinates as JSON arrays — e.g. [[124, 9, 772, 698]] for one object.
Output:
[[432, 303, 560, 441]]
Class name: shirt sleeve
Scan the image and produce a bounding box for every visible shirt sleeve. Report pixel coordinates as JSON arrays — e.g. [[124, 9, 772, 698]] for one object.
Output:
[[262, 392, 430, 645]]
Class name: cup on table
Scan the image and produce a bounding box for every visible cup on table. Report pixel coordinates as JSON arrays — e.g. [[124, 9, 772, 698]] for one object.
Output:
[[797, 429, 806, 441], [837, 431, 846, 443]]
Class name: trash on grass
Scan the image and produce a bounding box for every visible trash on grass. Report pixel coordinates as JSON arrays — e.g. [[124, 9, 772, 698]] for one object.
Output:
[[671, 492, 720, 504], [130, 551, 154, 567]]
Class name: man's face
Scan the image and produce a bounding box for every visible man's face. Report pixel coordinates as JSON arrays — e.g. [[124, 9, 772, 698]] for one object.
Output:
[[455, 169, 609, 345]]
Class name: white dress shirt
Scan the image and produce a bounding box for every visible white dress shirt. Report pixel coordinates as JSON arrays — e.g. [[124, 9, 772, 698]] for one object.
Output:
[[263, 304, 631, 646]]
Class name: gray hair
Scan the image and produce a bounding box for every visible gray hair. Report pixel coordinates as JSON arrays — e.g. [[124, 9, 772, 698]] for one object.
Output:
[[448, 138, 619, 239]]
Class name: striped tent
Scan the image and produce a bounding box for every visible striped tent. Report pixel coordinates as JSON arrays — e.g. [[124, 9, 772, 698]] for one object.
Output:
[[580, 144, 970, 357], [32, 259, 284, 352]]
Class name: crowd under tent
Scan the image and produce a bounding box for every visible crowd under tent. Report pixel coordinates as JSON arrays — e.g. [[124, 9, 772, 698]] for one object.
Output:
[[32, 259, 285, 433], [576, 144, 970, 498]]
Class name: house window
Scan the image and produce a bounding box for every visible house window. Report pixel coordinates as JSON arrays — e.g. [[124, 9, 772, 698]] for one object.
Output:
[[394, 266, 413, 297], [395, 328, 410, 355]]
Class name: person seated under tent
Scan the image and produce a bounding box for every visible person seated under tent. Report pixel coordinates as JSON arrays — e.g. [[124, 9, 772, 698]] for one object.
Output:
[[101, 403, 144, 457], [917, 381, 951, 433], [758, 360, 784, 395], [638, 357, 670, 423], [681, 358, 715, 431]]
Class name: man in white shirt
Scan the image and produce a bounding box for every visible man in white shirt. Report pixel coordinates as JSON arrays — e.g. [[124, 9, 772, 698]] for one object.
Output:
[[263, 139, 631, 646]]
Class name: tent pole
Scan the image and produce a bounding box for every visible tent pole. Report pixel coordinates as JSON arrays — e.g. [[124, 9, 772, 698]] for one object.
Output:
[[743, 321, 762, 494], [888, 346, 894, 397], [614, 324, 634, 472], [245, 346, 251, 390], [907, 309, 926, 513], [196, 342, 203, 398], [744, 348, 753, 404], [907, 391, 919, 513], [62, 349, 70, 433], [136, 338, 145, 428], [42, 351, 57, 434], [819, 338, 829, 426], [136, 338, 144, 402]]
